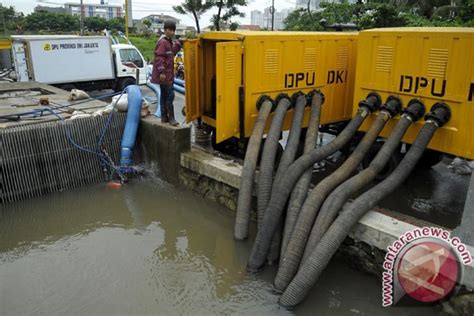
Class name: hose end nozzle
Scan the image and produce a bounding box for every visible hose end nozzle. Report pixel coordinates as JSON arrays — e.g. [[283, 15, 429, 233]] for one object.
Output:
[[425, 102, 451, 127], [359, 92, 382, 113], [290, 91, 305, 107], [381, 95, 402, 117], [403, 99, 426, 122], [256, 95, 274, 112], [306, 89, 325, 107], [276, 93, 292, 109]]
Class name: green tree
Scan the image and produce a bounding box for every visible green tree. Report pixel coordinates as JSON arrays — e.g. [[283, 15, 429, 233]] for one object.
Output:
[[142, 19, 151, 29], [319, 2, 355, 24], [359, 4, 407, 29], [406, 0, 451, 18], [173, 0, 213, 33], [283, 9, 323, 31], [0, 5, 24, 33], [85, 16, 107, 32], [211, 0, 247, 31], [24, 11, 79, 33], [107, 17, 125, 32]]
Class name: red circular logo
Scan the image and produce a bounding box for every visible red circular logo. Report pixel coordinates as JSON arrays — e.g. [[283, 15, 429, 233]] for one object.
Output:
[[397, 241, 459, 303]]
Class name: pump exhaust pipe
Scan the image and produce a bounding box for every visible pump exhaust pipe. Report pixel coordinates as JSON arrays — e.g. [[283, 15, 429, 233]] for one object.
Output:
[[274, 96, 402, 293], [302, 99, 426, 263], [234, 96, 274, 240], [279, 103, 451, 308], [247, 93, 382, 272]]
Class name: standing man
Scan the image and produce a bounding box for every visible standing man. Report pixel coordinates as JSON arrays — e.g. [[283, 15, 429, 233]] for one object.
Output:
[[151, 21, 182, 126]]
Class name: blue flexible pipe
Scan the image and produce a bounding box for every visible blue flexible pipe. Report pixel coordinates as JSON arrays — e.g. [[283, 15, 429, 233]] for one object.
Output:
[[174, 78, 185, 87], [174, 84, 185, 94], [120, 85, 142, 167], [146, 81, 161, 117]]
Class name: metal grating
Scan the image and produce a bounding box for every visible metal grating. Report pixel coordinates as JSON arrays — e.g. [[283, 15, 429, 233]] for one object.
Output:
[[375, 46, 393, 72], [336, 46, 349, 69], [427, 48, 449, 78], [304, 48, 317, 71], [264, 49, 279, 74], [0, 114, 126, 204]]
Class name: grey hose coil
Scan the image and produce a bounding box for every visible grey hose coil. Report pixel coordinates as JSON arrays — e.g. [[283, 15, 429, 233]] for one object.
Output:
[[274, 110, 391, 292], [234, 100, 273, 240], [302, 114, 416, 262], [266, 94, 307, 264], [281, 93, 323, 258], [247, 105, 372, 272], [257, 98, 291, 229], [279, 119, 443, 308], [274, 95, 307, 184]]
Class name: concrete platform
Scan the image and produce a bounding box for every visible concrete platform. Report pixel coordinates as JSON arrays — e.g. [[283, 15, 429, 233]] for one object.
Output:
[[0, 82, 109, 128], [181, 147, 474, 290]]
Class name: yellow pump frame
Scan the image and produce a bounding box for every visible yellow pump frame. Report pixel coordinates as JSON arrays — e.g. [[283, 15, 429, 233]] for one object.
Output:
[[184, 31, 358, 144], [353, 27, 474, 159]]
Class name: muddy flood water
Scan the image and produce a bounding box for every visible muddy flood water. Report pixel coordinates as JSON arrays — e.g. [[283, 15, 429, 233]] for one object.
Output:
[[1, 176, 435, 315]]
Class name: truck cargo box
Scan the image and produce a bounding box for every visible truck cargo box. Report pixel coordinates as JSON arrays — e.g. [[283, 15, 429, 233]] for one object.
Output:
[[353, 27, 474, 159], [12, 36, 115, 84]]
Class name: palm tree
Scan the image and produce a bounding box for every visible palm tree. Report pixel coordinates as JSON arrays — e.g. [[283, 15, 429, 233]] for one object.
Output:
[[173, 0, 213, 34]]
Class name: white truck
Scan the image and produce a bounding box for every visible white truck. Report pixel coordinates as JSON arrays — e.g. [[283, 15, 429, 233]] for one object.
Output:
[[10, 35, 148, 91]]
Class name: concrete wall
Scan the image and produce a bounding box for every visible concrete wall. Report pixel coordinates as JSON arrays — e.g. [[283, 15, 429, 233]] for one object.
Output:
[[137, 117, 190, 184]]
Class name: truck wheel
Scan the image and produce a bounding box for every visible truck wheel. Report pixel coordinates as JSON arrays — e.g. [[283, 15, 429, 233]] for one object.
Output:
[[117, 77, 136, 92]]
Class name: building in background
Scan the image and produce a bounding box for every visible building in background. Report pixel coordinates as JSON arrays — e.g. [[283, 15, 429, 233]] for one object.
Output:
[[64, 2, 123, 20], [295, 0, 320, 11], [251, 7, 292, 30], [250, 10, 263, 28], [135, 14, 188, 37]]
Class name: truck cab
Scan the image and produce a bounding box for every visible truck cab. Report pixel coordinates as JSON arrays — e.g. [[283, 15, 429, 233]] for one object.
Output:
[[111, 43, 148, 90]]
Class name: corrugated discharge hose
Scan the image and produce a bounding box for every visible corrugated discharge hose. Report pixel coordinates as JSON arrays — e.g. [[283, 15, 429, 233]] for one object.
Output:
[[257, 95, 292, 229], [281, 92, 323, 258], [279, 103, 451, 308], [247, 93, 382, 272], [234, 97, 273, 240], [301, 99, 426, 263], [267, 93, 307, 264], [274, 97, 402, 293]]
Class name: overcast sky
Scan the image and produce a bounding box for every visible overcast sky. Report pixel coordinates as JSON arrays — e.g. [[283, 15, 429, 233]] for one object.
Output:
[[2, 0, 298, 28]]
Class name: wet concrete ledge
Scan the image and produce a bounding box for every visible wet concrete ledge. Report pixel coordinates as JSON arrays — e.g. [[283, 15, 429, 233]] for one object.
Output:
[[180, 147, 474, 290], [138, 117, 191, 184]]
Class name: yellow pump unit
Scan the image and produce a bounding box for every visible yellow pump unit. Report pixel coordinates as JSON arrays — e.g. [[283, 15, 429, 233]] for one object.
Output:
[[184, 31, 358, 144], [353, 27, 474, 159]]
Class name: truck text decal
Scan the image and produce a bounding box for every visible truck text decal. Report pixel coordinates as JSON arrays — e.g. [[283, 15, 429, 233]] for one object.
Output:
[[327, 70, 347, 84], [399, 75, 446, 97], [284, 72, 315, 88], [468, 83, 474, 102], [45, 42, 100, 51]]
